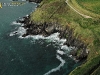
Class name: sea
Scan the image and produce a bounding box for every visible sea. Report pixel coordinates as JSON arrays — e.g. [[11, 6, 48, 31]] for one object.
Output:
[[0, 0, 81, 75]]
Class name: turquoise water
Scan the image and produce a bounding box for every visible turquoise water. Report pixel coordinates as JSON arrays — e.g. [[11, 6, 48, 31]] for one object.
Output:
[[0, 0, 80, 75]]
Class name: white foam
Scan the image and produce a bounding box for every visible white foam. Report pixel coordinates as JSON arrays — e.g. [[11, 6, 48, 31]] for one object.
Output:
[[9, 25, 77, 74], [11, 27, 74, 54], [19, 32, 66, 44], [59, 39, 66, 45], [57, 50, 65, 55], [44, 55, 65, 75], [46, 33, 60, 40], [19, 18, 24, 21], [19, 32, 59, 39], [11, 24, 65, 44], [10, 31, 17, 36], [61, 45, 69, 51], [17, 27, 26, 36], [11, 21, 21, 25], [10, 26, 74, 54], [10, 27, 26, 37], [10, 25, 75, 57]]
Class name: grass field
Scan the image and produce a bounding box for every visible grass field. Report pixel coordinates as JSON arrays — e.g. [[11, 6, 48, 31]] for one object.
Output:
[[76, 0, 100, 15], [67, 0, 100, 18], [30, 0, 100, 75]]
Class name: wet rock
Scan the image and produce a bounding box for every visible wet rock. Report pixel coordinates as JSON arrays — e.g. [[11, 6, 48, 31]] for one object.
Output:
[[26, 0, 42, 3], [76, 53, 88, 61], [17, 15, 88, 61], [13, 0, 89, 62]]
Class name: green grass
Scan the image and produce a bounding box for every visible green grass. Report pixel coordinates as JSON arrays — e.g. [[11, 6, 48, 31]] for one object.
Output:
[[30, 0, 100, 75], [69, 55, 100, 75], [76, 0, 100, 15], [68, 0, 100, 18], [91, 66, 100, 75]]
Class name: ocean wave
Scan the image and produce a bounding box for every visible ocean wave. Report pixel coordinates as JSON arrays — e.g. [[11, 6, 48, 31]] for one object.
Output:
[[10, 27, 26, 37], [61, 45, 69, 51], [17, 27, 26, 35], [10, 25, 75, 54], [57, 50, 65, 55], [19, 32, 66, 44], [44, 55, 65, 75], [10, 26, 74, 54], [10, 31, 18, 36], [9, 24, 76, 74], [11, 21, 22, 25]]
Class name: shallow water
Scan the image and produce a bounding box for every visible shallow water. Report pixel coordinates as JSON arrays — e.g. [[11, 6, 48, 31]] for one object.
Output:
[[0, 0, 80, 75]]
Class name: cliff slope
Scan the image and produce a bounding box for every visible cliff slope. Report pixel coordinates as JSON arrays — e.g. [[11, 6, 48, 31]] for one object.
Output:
[[30, 0, 100, 75]]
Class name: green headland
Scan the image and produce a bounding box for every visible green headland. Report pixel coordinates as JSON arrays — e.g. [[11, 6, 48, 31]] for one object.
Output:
[[30, 0, 100, 75]]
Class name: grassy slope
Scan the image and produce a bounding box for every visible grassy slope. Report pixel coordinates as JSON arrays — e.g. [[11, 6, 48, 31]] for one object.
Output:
[[30, 0, 100, 75], [91, 66, 100, 75], [76, 0, 100, 15], [68, 0, 100, 18]]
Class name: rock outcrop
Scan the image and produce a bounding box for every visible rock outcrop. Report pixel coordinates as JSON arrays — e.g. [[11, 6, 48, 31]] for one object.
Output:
[[14, 0, 89, 61], [26, 0, 42, 3], [16, 15, 89, 61]]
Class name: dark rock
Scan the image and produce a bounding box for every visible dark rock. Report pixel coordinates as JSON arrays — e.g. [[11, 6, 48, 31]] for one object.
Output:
[[76, 53, 88, 61], [26, 0, 42, 3], [70, 49, 77, 56], [17, 15, 88, 62], [12, 0, 88, 62]]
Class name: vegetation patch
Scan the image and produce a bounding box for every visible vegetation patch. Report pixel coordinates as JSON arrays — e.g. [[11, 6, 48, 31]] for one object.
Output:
[[69, 55, 100, 75], [76, 0, 100, 15], [67, 0, 100, 18]]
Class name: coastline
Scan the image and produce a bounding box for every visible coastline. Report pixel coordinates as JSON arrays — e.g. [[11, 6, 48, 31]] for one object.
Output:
[[17, 0, 88, 74], [12, 0, 89, 74], [16, 0, 100, 75], [16, 15, 88, 62]]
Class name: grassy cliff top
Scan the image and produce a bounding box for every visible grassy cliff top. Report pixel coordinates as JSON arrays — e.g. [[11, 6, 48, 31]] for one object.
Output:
[[30, 0, 100, 75], [76, 0, 100, 15], [67, 0, 100, 18]]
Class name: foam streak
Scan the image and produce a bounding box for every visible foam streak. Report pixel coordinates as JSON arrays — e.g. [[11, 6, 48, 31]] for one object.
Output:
[[44, 55, 65, 75]]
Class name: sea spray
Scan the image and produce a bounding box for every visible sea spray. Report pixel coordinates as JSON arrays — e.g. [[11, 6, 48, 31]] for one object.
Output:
[[44, 55, 65, 75], [57, 50, 65, 55], [10, 27, 26, 36], [10, 22, 77, 75], [11, 21, 22, 25], [10, 24, 74, 57]]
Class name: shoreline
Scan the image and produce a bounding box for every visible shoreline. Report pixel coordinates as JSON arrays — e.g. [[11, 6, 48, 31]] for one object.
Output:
[[11, 0, 100, 75], [13, 0, 89, 74], [16, 13, 88, 62]]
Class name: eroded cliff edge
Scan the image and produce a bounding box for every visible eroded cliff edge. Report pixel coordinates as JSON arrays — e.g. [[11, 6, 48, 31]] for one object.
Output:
[[17, 15, 88, 62]]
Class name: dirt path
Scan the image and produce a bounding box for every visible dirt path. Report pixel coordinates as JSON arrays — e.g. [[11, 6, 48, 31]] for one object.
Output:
[[65, 0, 92, 18]]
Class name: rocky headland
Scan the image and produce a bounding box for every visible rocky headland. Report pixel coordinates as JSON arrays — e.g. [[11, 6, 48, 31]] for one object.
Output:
[[16, 15, 89, 61]]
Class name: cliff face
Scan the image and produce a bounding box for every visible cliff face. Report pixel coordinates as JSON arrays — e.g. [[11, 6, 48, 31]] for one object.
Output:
[[24, 0, 100, 75], [16, 15, 88, 61], [26, 0, 42, 3]]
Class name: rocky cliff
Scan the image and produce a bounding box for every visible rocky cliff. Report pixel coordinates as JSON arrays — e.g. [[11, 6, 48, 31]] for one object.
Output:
[[17, 15, 88, 61]]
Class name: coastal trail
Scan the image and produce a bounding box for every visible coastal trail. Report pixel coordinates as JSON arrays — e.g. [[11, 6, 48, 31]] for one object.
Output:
[[65, 0, 92, 18]]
